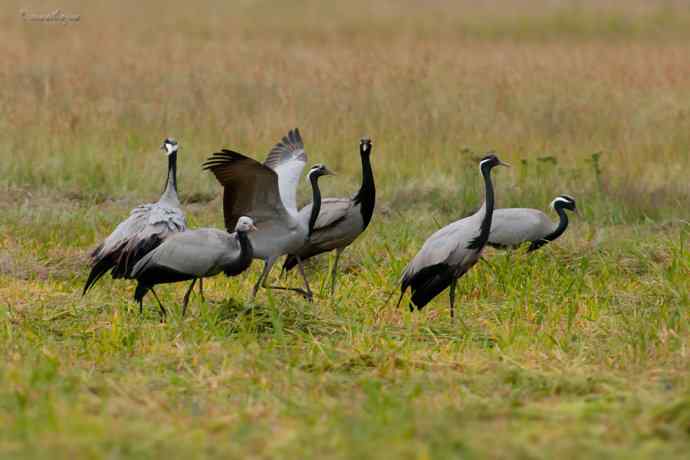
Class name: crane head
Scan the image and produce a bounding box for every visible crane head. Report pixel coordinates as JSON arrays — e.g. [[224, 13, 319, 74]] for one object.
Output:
[[551, 195, 578, 214], [161, 138, 179, 156], [360, 138, 372, 155], [236, 216, 258, 233], [479, 153, 510, 171], [307, 163, 335, 180]]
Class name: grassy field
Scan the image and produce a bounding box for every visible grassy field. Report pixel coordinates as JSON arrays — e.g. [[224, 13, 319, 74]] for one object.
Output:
[[1, 1, 690, 458]]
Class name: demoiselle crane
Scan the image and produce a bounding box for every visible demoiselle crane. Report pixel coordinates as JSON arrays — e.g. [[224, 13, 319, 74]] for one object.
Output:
[[202, 133, 333, 301], [282, 137, 376, 295], [397, 154, 509, 317], [488, 195, 578, 251], [83, 138, 188, 298], [130, 216, 257, 318]]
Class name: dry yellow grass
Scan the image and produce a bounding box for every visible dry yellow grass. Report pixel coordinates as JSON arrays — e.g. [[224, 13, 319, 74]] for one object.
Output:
[[1, 2, 690, 459], [1, 0, 689, 211]]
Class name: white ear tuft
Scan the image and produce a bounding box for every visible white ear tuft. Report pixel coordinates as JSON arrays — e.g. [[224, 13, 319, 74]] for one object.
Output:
[[551, 197, 571, 209], [478, 158, 492, 171], [164, 141, 178, 155]]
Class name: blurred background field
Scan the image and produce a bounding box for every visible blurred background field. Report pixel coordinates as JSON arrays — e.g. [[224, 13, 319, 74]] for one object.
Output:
[[1, 1, 689, 459], [1, 0, 690, 219]]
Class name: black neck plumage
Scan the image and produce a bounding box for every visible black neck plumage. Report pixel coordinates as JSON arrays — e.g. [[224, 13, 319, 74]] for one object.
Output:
[[162, 152, 178, 196], [353, 151, 375, 228], [236, 230, 254, 266], [543, 206, 569, 242], [224, 229, 254, 276], [308, 174, 323, 237], [467, 165, 495, 250]]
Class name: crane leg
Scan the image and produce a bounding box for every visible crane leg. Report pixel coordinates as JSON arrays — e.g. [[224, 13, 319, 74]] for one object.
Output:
[[182, 278, 197, 317], [395, 288, 406, 309], [253, 257, 314, 301], [252, 258, 276, 300], [262, 256, 313, 301], [279, 257, 288, 280], [295, 256, 313, 301], [330, 248, 343, 297], [198, 278, 205, 302], [150, 288, 167, 321], [449, 278, 457, 319]]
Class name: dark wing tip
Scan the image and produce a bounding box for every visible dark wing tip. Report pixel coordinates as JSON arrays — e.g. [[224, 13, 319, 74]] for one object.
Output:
[[466, 235, 484, 250], [202, 150, 251, 170], [283, 128, 304, 150], [290, 128, 302, 146], [264, 128, 307, 168], [282, 254, 299, 272]]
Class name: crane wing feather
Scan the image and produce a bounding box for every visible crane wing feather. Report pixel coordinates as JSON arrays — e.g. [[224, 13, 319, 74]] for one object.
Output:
[[203, 149, 291, 233], [88, 201, 186, 281], [400, 217, 480, 287], [263, 128, 307, 213]]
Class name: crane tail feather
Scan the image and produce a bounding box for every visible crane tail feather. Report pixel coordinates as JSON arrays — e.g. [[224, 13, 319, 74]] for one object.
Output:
[[282, 254, 299, 273], [134, 283, 149, 303], [82, 258, 115, 296], [113, 235, 164, 279], [282, 252, 322, 273], [527, 239, 547, 252], [408, 263, 455, 311]]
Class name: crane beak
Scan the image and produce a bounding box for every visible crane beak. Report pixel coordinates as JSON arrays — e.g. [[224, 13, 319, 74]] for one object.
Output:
[[574, 208, 582, 218], [499, 160, 511, 168], [323, 167, 336, 176], [250, 224, 258, 231]]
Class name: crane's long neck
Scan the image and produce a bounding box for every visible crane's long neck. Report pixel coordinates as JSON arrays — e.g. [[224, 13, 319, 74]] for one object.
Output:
[[543, 207, 569, 242], [236, 230, 254, 268], [467, 165, 496, 250], [160, 152, 179, 204], [353, 152, 375, 227], [308, 174, 323, 237]]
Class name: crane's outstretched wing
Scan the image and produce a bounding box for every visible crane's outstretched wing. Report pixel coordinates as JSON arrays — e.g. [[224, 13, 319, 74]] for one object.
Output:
[[203, 149, 291, 232], [263, 128, 307, 214]]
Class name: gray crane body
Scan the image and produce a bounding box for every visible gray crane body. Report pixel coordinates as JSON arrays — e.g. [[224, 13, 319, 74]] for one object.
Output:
[[488, 195, 577, 251], [294, 198, 365, 252], [398, 155, 509, 316], [489, 208, 553, 247], [129, 217, 256, 318], [132, 228, 252, 280], [401, 202, 486, 288], [281, 138, 376, 295], [248, 219, 306, 260], [83, 139, 186, 295]]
